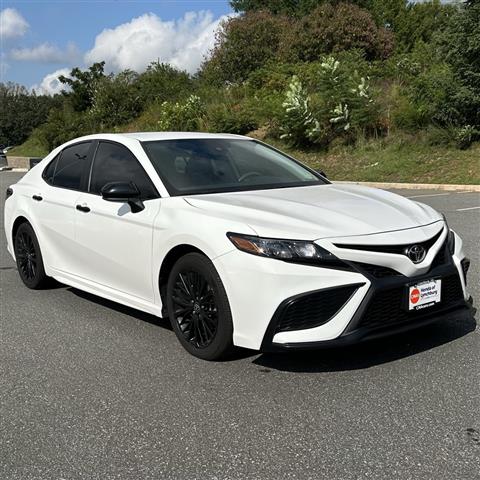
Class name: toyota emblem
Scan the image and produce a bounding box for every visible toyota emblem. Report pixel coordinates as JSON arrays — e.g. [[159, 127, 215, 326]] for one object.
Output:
[[406, 244, 426, 264]]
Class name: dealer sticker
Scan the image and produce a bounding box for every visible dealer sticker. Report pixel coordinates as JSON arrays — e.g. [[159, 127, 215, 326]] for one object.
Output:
[[408, 279, 441, 310]]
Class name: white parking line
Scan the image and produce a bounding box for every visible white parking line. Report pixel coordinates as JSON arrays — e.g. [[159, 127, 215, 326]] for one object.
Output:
[[456, 206, 480, 211], [407, 193, 450, 199]]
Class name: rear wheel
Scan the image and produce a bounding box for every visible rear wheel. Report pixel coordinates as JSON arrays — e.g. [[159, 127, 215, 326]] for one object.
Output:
[[14, 222, 49, 289], [166, 253, 234, 360]]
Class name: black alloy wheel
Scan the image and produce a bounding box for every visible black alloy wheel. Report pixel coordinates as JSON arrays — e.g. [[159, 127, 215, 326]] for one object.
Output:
[[166, 253, 234, 360], [14, 222, 49, 289], [172, 269, 218, 348]]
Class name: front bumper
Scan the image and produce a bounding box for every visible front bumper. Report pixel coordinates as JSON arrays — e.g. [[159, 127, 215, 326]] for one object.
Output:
[[214, 227, 471, 351], [261, 262, 471, 352]]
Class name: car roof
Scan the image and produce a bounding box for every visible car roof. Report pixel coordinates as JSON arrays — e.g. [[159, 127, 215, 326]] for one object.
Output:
[[70, 132, 252, 143]]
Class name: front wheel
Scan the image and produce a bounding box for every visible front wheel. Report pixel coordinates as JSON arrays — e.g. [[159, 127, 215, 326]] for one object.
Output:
[[166, 253, 234, 360]]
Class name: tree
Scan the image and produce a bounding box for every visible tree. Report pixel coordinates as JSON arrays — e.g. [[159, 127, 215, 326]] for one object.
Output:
[[0, 83, 58, 146], [200, 11, 290, 84], [59, 62, 106, 111], [230, 0, 372, 16], [436, 0, 480, 127], [283, 3, 394, 62], [137, 62, 193, 105], [90, 70, 143, 127]]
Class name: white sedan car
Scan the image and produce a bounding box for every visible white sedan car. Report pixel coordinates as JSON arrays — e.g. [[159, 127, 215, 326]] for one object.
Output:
[[4, 133, 471, 359]]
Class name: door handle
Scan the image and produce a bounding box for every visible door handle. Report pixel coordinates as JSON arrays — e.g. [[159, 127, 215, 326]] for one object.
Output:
[[76, 204, 91, 213], [32, 194, 43, 201]]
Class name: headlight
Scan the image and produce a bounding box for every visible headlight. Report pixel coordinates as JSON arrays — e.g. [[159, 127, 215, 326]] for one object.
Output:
[[227, 232, 346, 267]]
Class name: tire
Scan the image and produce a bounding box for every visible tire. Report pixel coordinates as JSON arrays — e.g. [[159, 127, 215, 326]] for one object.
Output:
[[13, 222, 49, 289], [166, 252, 234, 360]]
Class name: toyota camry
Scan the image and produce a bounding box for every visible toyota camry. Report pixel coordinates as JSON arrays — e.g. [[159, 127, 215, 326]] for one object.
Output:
[[4, 133, 472, 359]]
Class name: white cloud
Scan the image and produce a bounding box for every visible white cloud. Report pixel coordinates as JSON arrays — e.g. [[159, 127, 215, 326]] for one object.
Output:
[[85, 10, 229, 74], [0, 8, 29, 39], [10, 42, 80, 63], [31, 68, 71, 96]]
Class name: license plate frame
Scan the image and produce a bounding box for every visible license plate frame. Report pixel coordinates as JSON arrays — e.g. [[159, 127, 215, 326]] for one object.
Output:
[[407, 278, 442, 311]]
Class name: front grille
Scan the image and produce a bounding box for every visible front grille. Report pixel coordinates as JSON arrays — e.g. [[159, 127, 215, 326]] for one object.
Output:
[[355, 273, 464, 331], [275, 284, 360, 333], [335, 228, 443, 256], [352, 262, 403, 278]]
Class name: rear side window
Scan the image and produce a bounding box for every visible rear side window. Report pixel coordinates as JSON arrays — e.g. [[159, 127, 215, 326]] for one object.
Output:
[[90, 142, 158, 199], [43, 142, 91, 190]]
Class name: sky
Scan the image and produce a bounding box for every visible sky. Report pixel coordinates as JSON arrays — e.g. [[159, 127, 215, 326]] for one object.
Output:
[[0, 0, 233, 94]]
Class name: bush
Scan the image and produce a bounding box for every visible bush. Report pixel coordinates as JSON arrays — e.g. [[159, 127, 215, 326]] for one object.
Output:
[[282, 3, 394, 63], [206, 103, 257, 134], [155, 95, 205, 131], [280, 56, 382, 147]]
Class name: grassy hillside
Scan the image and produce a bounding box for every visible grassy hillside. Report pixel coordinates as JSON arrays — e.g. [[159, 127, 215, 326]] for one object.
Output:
[[10, 131, 479, 184]]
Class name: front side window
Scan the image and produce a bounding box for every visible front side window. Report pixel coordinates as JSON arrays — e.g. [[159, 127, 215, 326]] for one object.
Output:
[[89, 141, 158, 199], [43, 142, 91, 190], [142, 139, 326, 196]]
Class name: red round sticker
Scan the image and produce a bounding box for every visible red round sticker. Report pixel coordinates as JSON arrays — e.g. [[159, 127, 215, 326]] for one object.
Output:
[[410, 288, 420, 304]]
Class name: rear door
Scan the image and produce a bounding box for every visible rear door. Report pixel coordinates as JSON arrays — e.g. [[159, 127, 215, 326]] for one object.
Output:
[[73, 140, 161, 303], [34, 141, 94, 273]]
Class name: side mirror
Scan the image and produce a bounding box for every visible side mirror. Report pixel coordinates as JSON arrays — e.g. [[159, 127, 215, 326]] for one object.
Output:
[[318, 170, 328, 179], [101, 181, 145, 213]]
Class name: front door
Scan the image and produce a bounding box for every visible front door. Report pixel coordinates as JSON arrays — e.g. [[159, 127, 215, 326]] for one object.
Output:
[[73, 141, 161, 303]]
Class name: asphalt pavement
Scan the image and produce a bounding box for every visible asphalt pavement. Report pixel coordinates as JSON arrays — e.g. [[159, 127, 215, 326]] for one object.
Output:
[[1, 172, 479, 480]]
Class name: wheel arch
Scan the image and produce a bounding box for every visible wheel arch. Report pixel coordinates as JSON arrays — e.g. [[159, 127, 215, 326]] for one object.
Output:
[[11, 215, 31, 245], [158, 244, 207, 316]]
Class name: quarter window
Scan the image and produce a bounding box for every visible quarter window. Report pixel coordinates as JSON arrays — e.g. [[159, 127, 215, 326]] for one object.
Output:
[[90, 142, 158, 199]]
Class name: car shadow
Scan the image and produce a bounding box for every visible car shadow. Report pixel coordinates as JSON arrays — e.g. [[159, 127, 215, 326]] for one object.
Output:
[[252, 312, 477, 373], [68, 287, 172, 331], [65, 286, 477, 370]]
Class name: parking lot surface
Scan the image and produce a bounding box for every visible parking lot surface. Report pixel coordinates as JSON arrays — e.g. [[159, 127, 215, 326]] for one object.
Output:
[[1, 172, 479, 480]]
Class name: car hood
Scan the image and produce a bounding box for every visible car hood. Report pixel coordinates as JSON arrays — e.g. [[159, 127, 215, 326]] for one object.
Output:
[[184, 184, 443, 240]]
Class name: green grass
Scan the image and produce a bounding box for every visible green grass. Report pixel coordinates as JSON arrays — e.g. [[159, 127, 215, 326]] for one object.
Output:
[[10, 130, 480, 185], [8, 134, 48, 158], [267, 137, 480, 185]]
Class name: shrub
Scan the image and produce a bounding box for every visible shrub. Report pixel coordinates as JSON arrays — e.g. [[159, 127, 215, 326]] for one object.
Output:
[[206, 103, 257, 134], [280, 56, 382, 147], [155, 95, 205, 131], [280, 76, 317, 145]]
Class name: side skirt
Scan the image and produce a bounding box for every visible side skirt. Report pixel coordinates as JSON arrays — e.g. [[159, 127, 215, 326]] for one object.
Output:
[[49, 267, 163, 318]]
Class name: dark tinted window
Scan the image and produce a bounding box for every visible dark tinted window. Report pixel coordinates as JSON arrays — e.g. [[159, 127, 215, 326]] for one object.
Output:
[[42, 154, 59, 184], [90, 142, 158, 199], [49, 142, 91, 190], [142, 139, 325, 196]]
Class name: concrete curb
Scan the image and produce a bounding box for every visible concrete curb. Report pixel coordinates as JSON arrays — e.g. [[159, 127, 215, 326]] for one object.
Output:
[[1, 168, 28, 173], [334, 181, 480, 192]]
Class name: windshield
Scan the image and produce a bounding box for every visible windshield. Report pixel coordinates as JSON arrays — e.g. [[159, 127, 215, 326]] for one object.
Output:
[[142, 138, 327, 196]]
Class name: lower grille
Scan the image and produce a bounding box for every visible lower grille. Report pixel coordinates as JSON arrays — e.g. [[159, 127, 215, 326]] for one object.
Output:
[[352, 262, 403, 278], [275, 284, 360, 333], [356, 273, 464, 330]]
